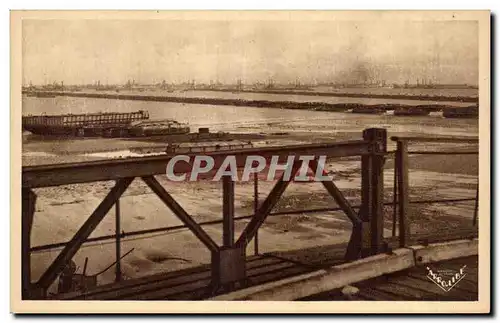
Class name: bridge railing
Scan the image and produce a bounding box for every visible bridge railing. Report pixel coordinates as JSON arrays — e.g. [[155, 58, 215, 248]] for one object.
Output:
[[390, 136, 479, 248], [21, 129, 480, 299], [22, 128, 387, 299]]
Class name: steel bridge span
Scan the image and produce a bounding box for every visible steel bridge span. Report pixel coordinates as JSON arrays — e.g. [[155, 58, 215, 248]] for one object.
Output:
[[20, 128, 479, 300]]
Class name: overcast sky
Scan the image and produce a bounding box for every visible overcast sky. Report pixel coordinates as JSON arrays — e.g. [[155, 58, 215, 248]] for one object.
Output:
[[22, 19, 479, 85]]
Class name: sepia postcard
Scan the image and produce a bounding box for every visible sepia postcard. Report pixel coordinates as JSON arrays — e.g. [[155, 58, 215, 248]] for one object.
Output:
[[10, 10, 490, 314]]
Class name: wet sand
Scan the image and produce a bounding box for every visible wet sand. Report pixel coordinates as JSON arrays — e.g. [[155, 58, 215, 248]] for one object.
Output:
[[22, 96, 478, 295]]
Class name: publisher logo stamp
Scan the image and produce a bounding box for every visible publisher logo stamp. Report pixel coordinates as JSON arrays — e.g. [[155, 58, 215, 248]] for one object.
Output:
[[426, 265, 467, 292]]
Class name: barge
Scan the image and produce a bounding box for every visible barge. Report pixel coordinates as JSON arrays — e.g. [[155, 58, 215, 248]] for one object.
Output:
[[128, 119, 190, 137], [22, 110, 150, 137], [443, 106, 479, 118], [25, 92, 57, 98], [22, 110, 190, 138], [393, 106, 430, 116], [350, 106, 386, 114]]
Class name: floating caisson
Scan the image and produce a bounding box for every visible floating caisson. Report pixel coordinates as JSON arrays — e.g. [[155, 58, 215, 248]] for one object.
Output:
[[21, 110, 186, 138], [127, 119, 190, 137], [393, 107, 431, 116], [443, 106, 479, 118], [22, 110, 150, 137]]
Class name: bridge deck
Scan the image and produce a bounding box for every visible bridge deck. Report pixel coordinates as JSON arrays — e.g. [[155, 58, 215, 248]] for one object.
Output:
[[54, 228, 477, 301], [301, 255, 478, 301]]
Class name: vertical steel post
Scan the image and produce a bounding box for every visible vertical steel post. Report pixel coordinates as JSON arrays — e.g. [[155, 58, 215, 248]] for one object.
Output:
[[392, 158, 398, 237], [361, 128, 386, 255], [473, 184, 479, 226], [219, 175, 238, 291], [360, 147, 370, 255], [253, 172, 259, 255], [22, 188, 36, 299], [222, 175, 235, 247], [115, 197, 122, 282], [396, 140, 410, 247]]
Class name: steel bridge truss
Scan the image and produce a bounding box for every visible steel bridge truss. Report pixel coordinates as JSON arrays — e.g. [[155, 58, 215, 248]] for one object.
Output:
[[21, 128, 388, 299]]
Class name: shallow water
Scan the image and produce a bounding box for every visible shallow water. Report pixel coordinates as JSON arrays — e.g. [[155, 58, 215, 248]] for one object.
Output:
[[22, 96, 478, 139]]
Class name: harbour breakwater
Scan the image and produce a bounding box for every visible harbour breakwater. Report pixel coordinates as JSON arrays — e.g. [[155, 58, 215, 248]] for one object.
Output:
[[199, 88, 478, 103], [22, 90, 477, 115]]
